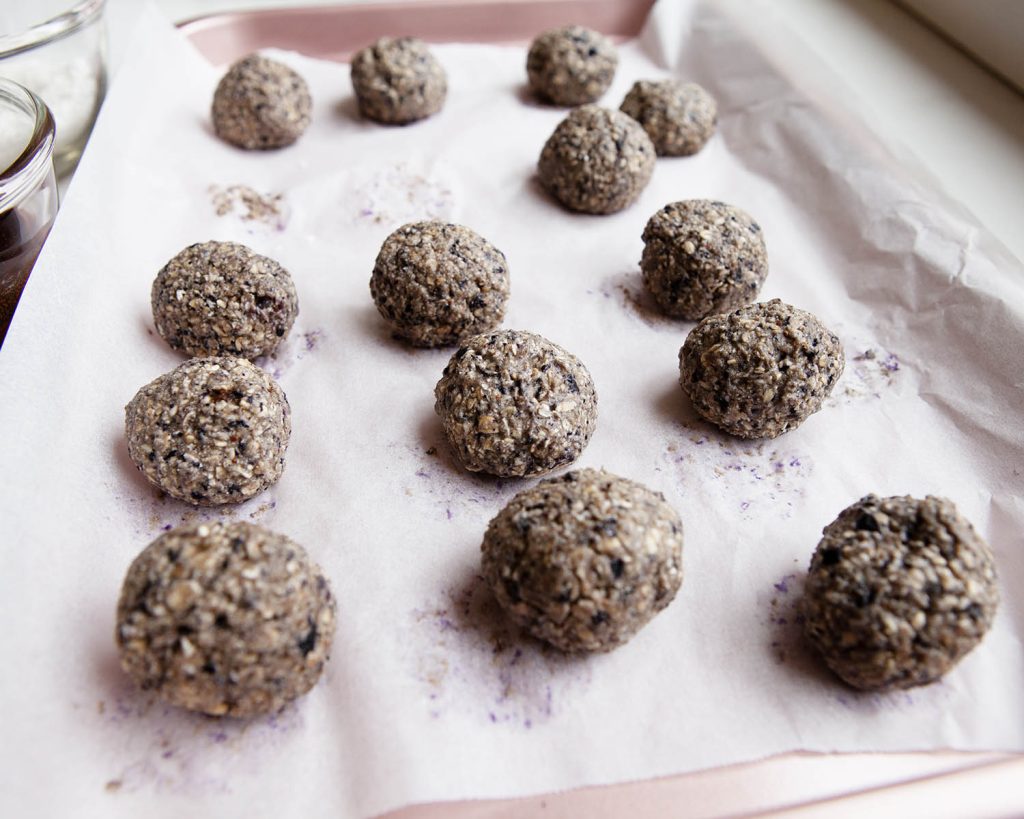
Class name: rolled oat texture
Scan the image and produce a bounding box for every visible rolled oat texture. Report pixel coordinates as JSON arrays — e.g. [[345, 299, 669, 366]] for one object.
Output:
[[679, 299, 843, 439], [350, 36, 447, 124], [526, 25, 618, 106], [152, 240, 298, 360], [620, 80, 717, 156], [369, 221, 510, 347], [482, 469, 684, 652], [125, 356, 291, 506], [211, 54, 312, 150], [802, 495, 999, 691], [642, 200, 767, 320], [538, 105, 656, 215], [116, 521, 336, 717], [434, 329, 597, 477]]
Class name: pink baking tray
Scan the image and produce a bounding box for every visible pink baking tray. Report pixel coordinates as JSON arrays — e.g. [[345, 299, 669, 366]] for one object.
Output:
[[180, 0, 656, 64], [178, 2, 1024, 816]]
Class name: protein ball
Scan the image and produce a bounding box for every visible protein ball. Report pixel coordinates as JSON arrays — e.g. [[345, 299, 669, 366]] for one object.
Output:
[[482, 469, 683, 653], [152, 241, 299, 360], [211, 54, 312, 150], [641, 200, 768, 320], [679, 299, 843, 439], [125, 356, 291, 506], [434, 329, 597, 477], [803, 495, 999, 691], [526, 25, 618, 106], [369, 221, 510, 347], [116, 521, 336, 717], [350, 36, 447, 125], [620, 80, 717, 157], [538, 105, 656, 215]]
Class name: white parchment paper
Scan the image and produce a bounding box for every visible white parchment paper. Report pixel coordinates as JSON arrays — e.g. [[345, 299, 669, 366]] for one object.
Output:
[[1, 1, 1022, 817]]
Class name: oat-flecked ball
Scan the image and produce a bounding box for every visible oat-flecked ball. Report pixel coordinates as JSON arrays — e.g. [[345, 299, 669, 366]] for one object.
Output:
[[803, 495, 999, 691], [538, 105, 656, 215], [211, 54, 312, 150], [116, 521, 336, 717], [350, 36, 447, 125], [620, 80, 717, 156], [679, 299, 843, 439], [152, 241, 299, 360], [526, 25, 618, 106], [482, 469, 683, 652], [125, 356, 291, 505], [369, 221, 509, 347], [642, 200, 767, 320], [434, 330, 597, 477]]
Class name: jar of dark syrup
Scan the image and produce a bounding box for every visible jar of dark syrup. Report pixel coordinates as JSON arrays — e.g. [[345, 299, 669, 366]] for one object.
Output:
[[0, 78, 57, 348]]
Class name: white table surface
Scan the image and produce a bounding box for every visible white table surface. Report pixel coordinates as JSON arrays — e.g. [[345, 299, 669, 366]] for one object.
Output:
[[95, 0, 1024, 265]]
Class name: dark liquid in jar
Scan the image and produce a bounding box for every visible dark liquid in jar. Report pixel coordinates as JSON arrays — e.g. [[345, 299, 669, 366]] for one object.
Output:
[[0, 205, 53, 348]]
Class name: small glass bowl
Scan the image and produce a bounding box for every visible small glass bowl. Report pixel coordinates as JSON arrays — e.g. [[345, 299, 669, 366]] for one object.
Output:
[[0, 0, 107, 177], [0, 78, 58, 348]]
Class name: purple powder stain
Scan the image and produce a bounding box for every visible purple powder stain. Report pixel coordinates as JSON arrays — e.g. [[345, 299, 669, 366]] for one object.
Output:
[[407, 576, 590, 729], [256, 328, 325, 380], [99, 687, 305, 796], [161, 523, 172, 531], [763, 571, 816, 669], [395, 440, 518, 519], [303, 330, 323, 352], [838, 345, 902, 403], [437, 616, 457, 632], [664, 433, 811, 519]]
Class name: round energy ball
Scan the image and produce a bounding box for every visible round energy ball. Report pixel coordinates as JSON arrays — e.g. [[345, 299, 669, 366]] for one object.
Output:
[[679, 299, 844, 439], [152, 241, 299, 360], [116, 521, 336, 717], [434, 329, 597, 477], [125, 356, 291, 506], [803, 495, 999, 691], [482, 469, 684, 653], [620, 80, 717, 156], [211, 54, 312, 150], [526, 25, 618, 106], [350, 36, 447, 125], [369, 221, 510, 347], [641, 200, 768, 320], [538, 105, 656, 215]]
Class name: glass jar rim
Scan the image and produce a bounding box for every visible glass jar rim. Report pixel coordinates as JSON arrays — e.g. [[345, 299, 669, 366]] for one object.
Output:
[[0, 79, 56, 209], [0, 0, 105, 59]]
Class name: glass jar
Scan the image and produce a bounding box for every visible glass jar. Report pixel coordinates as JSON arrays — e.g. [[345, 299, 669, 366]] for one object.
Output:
[[0, 78, 58, 348], [0, 0, 107, 177]]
